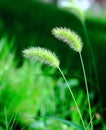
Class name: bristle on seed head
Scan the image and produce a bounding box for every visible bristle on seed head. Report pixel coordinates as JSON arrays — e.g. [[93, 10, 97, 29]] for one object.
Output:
[[22, 47, 59, 68], [52, 27, 83, 52]]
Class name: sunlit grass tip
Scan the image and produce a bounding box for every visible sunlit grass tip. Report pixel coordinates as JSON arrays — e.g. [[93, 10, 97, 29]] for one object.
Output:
[[22, 47, 60, 68], [52, 27, 83, 53]]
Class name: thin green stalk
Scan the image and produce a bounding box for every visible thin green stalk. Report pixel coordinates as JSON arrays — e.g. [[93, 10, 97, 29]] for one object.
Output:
[[4, 107, 8, 130], [81, 20, 104, 126], [81, 20, 92, 80], [81, 20, 100, 97], [79, 52, 93, 130], [87, 113, 95, 129], [10, 111, 18, 130], [21, 125, 29, 130], [58, 66, 86, 130]]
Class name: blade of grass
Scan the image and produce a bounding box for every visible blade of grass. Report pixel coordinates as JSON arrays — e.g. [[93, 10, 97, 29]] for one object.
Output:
[[87, 112, 95, 130], [4, 107, 8, 130], [10, 110, 18, 130], [36, 116, 83, 130]]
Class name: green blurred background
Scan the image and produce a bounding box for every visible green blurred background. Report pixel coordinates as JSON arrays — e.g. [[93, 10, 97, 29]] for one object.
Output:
[[0, 0, 106, 129]]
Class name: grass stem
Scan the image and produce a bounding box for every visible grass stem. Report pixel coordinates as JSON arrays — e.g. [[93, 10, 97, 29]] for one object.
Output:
[[79, 52, 93, 130], [81, 20, 100, 98], [58, 66, 86, 130], [81, 20, 104, 127]]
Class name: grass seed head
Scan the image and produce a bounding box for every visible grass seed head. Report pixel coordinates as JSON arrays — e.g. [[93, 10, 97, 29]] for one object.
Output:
[[52, 27, 83, 52], [22, 47, 59, 68]]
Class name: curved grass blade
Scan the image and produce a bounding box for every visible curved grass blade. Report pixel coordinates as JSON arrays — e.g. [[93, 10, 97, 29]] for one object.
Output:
[[36, 116, 83, 130]]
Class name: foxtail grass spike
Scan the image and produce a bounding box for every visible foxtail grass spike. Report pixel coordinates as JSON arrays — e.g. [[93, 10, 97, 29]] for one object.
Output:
[[52, 27, 83, 52], [22, 46, 86, 130], [22, 47, 59, 68]]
